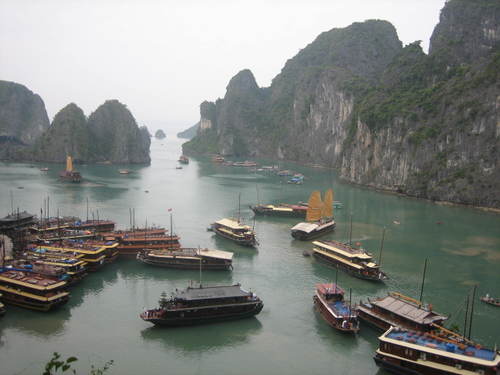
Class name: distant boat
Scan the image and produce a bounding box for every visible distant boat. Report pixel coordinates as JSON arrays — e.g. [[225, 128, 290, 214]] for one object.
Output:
[[291, 189, 336, 240], [119, 169, 130, 174], [210, 218, 257, 247], [40, 167, 49, 172], [250, 203, 308, 218], [212, 155, 225, 163], [176, 166, 183, 169], [178, 155, 189, 164], [287, 174, 304, 184], [232, 160, 257, 167], [481, 295, 500, 307], [59, 156, 81, 182]]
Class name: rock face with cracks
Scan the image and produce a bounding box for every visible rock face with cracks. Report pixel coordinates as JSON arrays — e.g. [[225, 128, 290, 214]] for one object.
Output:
[[184, 0, 500, 208]]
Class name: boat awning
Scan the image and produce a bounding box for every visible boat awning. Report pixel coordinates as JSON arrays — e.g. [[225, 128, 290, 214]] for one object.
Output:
[[198, 248, 233, 260], [312, 240, 372, 260], [270, 207, 294, 212], [215, 218, 250, 230], [373, 295, 447, 324], [176, 284, 251, 301], [291, 222, 318, 233], [313, 248, 364, 269]]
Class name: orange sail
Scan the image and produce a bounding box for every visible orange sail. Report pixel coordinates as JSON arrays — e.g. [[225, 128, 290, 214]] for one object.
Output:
[[322, 189, 333, 218], [66, 156, 73, 172], [306, 191, 323, 222]]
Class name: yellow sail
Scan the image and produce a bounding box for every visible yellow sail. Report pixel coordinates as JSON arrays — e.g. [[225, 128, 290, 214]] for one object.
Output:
[[66, 156, 73, 172], [322, 189, 333, 218], [306, 191, 323, 222]]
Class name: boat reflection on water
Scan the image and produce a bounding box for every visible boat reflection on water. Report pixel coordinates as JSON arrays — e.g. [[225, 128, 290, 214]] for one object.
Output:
[[141, 318, 263, 355], [1, 303, 71, 338]]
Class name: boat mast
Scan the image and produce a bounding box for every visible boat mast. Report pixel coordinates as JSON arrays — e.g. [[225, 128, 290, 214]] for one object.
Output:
[[10, 190, 13, 215], [348, 213, 353, 246], [463, 293, 469, 338], [199, 247, 202, 287], [86, 197, 89, 222], [334, 266, 338, 293], [468, 285, 477, 340], [170, 212, 173, 238], [238, 193, 241, 223], [378, 227, 386, 266], [419, 258, 428, 303]]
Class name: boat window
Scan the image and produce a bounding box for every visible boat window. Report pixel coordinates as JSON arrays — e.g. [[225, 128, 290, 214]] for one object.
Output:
[[420, 352, 426, 361]]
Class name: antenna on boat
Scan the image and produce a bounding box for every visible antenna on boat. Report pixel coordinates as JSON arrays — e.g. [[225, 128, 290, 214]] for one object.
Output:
[[349, 288, 352, 313], [47, 196, 50, 221], [419, 258, 428, 303], [468, 285, 477, 340], [256, 184, 260, 205], [97, 209, 100, 225], [378, 226, 386, 266], [86, 197, 89, 222], [10, 190, 14, 215]]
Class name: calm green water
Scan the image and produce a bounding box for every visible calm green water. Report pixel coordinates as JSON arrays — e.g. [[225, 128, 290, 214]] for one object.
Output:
[[0, 137, 499, 375]]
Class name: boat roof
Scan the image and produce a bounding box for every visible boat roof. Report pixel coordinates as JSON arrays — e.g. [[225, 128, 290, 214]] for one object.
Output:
[[316, 283, 344, 295], [0, 211, 35, 223], [0, 269, 66, 290], [313, 240, 372, 260], [215, 218, 250, 230], [372, 295, 447, 324], [381, 327, 500, 366], [174, 284, 251, 301], [291, 222, 319, 233], [197, 248, 233, 260], [266, 205, 294, 212]]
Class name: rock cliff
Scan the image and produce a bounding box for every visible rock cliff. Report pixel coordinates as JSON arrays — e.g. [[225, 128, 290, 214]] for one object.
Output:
[[155, 129, 166, 139], [177, 122, 199, 139], [32, 103, 89, 163], [183, 0, 500, 208], [87, 100, 151, 164], [0, 81, 50, 160]]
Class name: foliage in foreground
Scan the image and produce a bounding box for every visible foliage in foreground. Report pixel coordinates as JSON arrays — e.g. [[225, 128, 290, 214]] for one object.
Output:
[[43, 352, 114, 375]]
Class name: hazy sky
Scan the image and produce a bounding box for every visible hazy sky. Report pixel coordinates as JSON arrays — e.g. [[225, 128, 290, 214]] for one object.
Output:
[[1, 0, 446, 132]]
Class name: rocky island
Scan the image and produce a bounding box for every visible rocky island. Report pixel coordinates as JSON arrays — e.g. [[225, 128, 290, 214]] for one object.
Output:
[[0, 84, 151, 164], [183, 0, 500, 209], [154, 129, 166, 139]]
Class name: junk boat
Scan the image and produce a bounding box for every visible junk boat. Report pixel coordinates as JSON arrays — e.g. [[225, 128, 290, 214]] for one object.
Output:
[[34, 241, 113, 271], [210, 218, 257, 247], [140, 283, 263, 326], [178, 155, 189, 164], [313, 283, 359, 333], [312, 240, 387, 281], [250, 203, 308, 218], [22, 253, 87, 285], [59, 155, 81, 182], [356, 292, 447, 332], [480, 294, 500, 307], [374, 326, 500, 375], [137, 248, 233, 270], [68, 219, 116, 233], [291, 189, 336, 240], [0, 268, 69, 311]]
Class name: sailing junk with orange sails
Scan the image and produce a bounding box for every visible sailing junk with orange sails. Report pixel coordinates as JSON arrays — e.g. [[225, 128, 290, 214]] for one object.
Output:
[[59, 156, 81, 182], [290, 189, 336, 240]]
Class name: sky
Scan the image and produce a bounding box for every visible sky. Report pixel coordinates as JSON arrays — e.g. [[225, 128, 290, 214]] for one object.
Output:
[[0, 0, 447, 133]]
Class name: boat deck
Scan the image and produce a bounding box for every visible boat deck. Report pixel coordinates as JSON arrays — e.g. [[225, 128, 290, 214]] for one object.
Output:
[[0, 269, 65, 289], [330, 301, 354, 317], [386, 329, 496, 361]]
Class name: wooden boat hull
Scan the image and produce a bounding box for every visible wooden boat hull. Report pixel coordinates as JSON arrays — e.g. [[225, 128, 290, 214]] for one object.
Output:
[[313, 295, 359, 333], [373, 353, 421, 375], [137, 254, 232, 270], [212, 227, 256, 247], [0, 292, 69, 312], [480, 297, 500, 307], [313, 252, 387, 282], [291, 222, 336, 241], [250, 205, 306, 218], [141, 301, 263, 326]]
